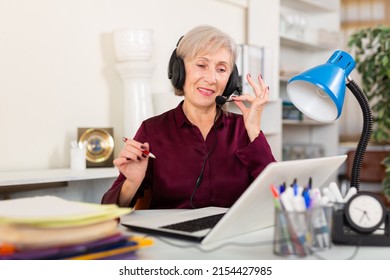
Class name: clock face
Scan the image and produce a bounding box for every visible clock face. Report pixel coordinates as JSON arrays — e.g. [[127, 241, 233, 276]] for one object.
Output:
[[78, 128, 114, 163], [345, 192, 386, 233]]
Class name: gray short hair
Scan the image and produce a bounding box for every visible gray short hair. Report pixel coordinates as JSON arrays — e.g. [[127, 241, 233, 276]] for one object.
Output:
[[174, 25, 237, 96]]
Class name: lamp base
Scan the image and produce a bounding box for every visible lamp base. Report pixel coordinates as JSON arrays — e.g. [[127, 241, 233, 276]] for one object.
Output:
[[332, 209, 390, 246]]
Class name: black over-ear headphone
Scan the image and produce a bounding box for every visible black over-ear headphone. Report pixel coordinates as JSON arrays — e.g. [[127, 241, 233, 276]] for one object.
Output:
[[167, 37, 241, 97]]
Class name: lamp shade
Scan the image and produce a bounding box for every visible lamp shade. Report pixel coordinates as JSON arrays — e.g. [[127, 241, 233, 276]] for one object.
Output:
[[287, 50, 356, 122]]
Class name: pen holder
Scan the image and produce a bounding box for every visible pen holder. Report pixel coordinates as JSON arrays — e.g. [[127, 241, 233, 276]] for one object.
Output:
[[273, 206, 333, 257], [70, 148, 86, 170]]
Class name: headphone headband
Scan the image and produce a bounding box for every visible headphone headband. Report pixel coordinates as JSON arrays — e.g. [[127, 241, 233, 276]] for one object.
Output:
[[168, 37, 241, 97]]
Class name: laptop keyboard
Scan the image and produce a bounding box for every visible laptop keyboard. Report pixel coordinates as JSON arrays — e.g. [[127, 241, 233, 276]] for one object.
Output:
[[160, 213, 225, 233]]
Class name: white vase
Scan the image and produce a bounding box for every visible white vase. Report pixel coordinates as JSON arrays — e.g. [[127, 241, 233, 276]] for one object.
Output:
[[113, 29, 153, 61]]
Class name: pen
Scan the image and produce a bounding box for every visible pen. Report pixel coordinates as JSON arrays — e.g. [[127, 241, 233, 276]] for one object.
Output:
[[270, 184, 294, 255], [328, 182, 344, 203], [343, 186, 357, 202], [310, 190, 330, 249], [322, 187, 336, 203], [292, 189, 310, 255], [307, 177, 312, 189], [279, 182, 286, 194], [122, 137, 156, 159], [302, 190, 311, 209], [311, 206, 330, 249], [270, 184, 282, 209], [278, 186, 307, 256]]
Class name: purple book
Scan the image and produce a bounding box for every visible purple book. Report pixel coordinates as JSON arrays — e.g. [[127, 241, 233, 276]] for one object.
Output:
[[0, 234, 137, 260]]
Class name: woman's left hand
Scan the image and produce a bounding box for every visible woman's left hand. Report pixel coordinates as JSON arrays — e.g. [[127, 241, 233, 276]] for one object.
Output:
[[232, 73, 270, 141]]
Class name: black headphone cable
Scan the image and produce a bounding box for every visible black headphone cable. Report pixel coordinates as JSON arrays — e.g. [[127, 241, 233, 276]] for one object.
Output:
[[189, 106, 221, 209]]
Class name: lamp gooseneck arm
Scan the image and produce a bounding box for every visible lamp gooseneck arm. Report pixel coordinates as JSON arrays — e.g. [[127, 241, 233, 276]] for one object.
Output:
[[346, 77, 373, 191]]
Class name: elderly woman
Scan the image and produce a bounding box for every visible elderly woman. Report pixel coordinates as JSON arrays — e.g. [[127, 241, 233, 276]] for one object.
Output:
[[102, 25, 275, 209]]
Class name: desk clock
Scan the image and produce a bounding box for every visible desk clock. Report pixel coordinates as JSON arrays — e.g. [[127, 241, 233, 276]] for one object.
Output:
[[332, 191, 390, 246], [78, 127, 114, 167]]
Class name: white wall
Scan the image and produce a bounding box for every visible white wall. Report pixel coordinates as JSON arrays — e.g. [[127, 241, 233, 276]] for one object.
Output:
[[0, 0, 248, 171]]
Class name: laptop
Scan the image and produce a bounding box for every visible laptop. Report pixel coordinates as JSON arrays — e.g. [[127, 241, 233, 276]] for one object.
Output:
[[121, 155, 347, 245]]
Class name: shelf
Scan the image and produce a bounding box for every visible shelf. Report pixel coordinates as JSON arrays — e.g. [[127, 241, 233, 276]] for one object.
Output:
[[215, 0, 248, 8], [280, 70, 303, 83], [0, 167, 118, 187], [341, 20, 389, 30], [339, 142, 390, 151], [283, 119, 334, 126], [280, 34, 336, 51], [280, 76, 290, 83], [280, 0, 340, 162], [281, 0, 336, 13], [263, 130, 281, 136]]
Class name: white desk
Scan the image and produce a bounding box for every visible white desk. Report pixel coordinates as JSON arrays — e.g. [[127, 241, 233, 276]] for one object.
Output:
[[120, 210, 390, 260], [0, 168, 118, 203], [0, 168, 118, 187]]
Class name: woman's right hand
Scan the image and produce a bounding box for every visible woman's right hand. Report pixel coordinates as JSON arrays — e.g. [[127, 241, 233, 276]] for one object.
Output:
[[113, 138, 150, 189]]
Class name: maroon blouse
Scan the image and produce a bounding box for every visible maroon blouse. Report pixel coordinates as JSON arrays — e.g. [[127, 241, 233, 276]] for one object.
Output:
[[101, 102, 276, 209]]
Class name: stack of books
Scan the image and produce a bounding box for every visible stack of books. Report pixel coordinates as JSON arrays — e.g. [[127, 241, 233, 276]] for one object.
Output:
[[0, 196, 152, 260]]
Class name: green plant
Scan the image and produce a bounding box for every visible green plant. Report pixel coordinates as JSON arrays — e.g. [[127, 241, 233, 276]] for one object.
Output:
[[347, 25, 390, 198], [384, 156, 390, 198]]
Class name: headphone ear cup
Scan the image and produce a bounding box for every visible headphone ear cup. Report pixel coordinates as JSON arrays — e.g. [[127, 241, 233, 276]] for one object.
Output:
[[222, 64, 241, 97], [168, 49, 185, 90]]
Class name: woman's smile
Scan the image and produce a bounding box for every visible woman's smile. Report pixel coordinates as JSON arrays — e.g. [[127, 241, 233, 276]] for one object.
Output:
[[197, 87, 214, 97]]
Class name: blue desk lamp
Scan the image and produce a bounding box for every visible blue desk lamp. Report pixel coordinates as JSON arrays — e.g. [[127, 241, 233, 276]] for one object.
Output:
[[286, 50, 373, 192]]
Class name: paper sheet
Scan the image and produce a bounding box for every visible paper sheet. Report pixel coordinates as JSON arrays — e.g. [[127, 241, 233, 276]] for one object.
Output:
[[0, 196, 132, 227]]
